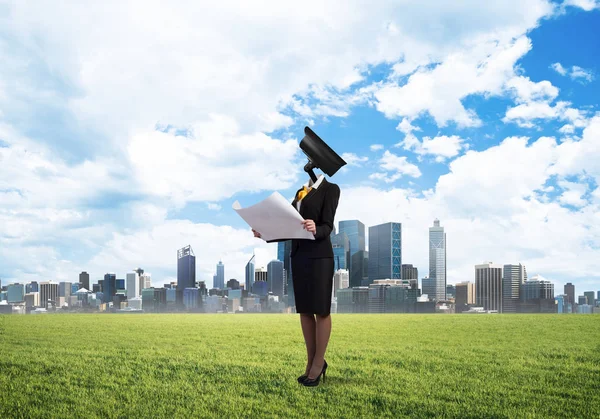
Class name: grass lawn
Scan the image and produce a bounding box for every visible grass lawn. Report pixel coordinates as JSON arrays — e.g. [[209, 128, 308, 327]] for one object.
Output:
[[0, 313, 599, 418]]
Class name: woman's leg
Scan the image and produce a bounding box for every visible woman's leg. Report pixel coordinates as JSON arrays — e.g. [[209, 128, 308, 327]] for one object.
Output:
[[300, 313, 317, 374], [307, 313, 331, 378]]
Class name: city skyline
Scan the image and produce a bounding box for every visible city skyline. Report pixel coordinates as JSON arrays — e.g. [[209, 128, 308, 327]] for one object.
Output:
[[1, 3, 600, 297]]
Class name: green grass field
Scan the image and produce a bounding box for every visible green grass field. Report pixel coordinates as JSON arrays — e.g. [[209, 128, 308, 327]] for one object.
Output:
[[0, 313, 599, 418]]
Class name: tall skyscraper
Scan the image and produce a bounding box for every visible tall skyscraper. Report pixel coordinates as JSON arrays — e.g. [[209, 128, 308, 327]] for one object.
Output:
[[245, 254, 256, 294], [339, 220, 366, 286], [502, 264, 527, 313], [267, 260, 285, 298], [177, 245, 196, 291], [429, 219, 446, 301], [521, 275, 555, 313], [277, 240, 294, 306], [59, 282, 72, 299], [339, 220, 366, 257], [368, 222, 402, 282], [215, 261, 225, 289], [475, 263, 503, 312], [126, 271, 140, 299], [40, 281, 59, 309], [331, 231, 350, 271], [333, 269, 350, 298], [103, 274, 116, 303], [79, 272, 90, 290], [564, 282, 575, 307]]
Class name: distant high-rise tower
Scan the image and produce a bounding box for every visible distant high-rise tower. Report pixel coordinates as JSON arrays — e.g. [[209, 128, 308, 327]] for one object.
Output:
[[245, 254, 256, 293], [215, 261, 225, 289], [564, 282, 575, 307], [368, 222, 402, 282], [79, 272, 90, 291], [277, 240, 294, 306], [475, 263, 503, 311], [455, 281, 475, 311], [267, 260, 285, 298], [103, 274, 116, 303], [502, 264, 527, 313], [331, 231, 350, 271], [40, 281, 59, 309], [177, 246, 196, 291], [126, 271, 140, 299], [402, 264, 418, 281], [429, 219, 446, 301], [339, 220, 366, 285]]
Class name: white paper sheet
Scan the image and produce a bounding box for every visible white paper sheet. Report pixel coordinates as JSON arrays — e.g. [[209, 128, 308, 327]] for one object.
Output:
[[232, 192, 315, 241]]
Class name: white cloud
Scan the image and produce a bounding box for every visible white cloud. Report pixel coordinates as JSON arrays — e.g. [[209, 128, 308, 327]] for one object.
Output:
[[370, 150, 421, 182], [505, 76, 559, 103], [503, 100, 589, 128], [370, 144, 384, 151], [562, 0, 600, 11], [550, 62, 594, 83], [341, 152, 368, 167], [374, 36, 537, 127], [557, 180, 588, 207], [570, 66, 594, 83], [207, 203, 222, 211], [550, 62, 568, 76]]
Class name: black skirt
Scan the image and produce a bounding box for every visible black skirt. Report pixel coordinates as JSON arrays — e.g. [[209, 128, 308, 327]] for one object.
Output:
[[291, 255, 334, 316]]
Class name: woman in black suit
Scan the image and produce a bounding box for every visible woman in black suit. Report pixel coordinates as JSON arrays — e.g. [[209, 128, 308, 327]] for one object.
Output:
[[253, 173, 340, 387]]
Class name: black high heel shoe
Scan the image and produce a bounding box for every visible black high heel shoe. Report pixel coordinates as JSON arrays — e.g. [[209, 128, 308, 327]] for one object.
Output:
[[297, 374, 308, 383], [302, 360, 327, 387]]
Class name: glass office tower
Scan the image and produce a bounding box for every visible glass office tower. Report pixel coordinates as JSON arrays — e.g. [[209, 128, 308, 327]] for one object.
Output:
[[368, 222, 402, 282], [177, 245, 196, 291]]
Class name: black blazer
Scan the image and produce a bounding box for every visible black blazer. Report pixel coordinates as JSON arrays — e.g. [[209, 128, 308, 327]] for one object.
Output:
[[267, 178, 340, 259]]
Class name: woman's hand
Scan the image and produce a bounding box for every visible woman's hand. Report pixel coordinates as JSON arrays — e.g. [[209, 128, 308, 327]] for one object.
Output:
[[252, 229, 262, 239], [302, 219, 316, 235]]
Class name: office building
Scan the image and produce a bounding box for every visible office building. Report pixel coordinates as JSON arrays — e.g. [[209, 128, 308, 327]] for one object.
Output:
[[79, 272, 90, 290], [455, 281, 475, 311], [446, 284, 456, 299], [183, 288, 202, 311], [429, 219, 446, 301], [214, 260, 225, 289], [277, 240, 294, 306], [103, 274, 116, 304], [333, 269, 350, 298], [7, 283, 25, 303], [402, 264, 418, 281], [59, 282, 72, 300], [331, 231, 350, 272], [339, 220, 366, 259], [245, 255, 256, 296], [227, 279, 240, 290], [337, 287, 369, 313], [368, 222, 402, 282], [475, 263, 503, 312], [368, 284, 387, 313], [177, 245, 196, 291], [502, 264, 527, 313], [126, 271, 140, 299], [421, 277, 436, 301], [24, 292, 40, 308], [255, 268, 268, 284], [564, 282, 575, 307], [520, 275, 555, 313], [583, 291, 595, 307], [267, 260, 285, 298], [350, 250, 369, 288], [40, 282, 59, 309], [26, 281, 39, 294], [252, 280, 268, 297]]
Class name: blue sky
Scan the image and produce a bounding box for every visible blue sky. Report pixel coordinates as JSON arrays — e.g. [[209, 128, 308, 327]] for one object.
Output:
[[0, 0, 599, 298]]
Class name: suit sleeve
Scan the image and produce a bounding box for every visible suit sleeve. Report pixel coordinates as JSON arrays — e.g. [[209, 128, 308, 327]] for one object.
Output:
[[314, 184, 340, 241]]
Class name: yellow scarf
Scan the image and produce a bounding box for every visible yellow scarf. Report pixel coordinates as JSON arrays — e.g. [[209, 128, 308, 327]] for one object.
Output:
[[296, 185, 312, 201]]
